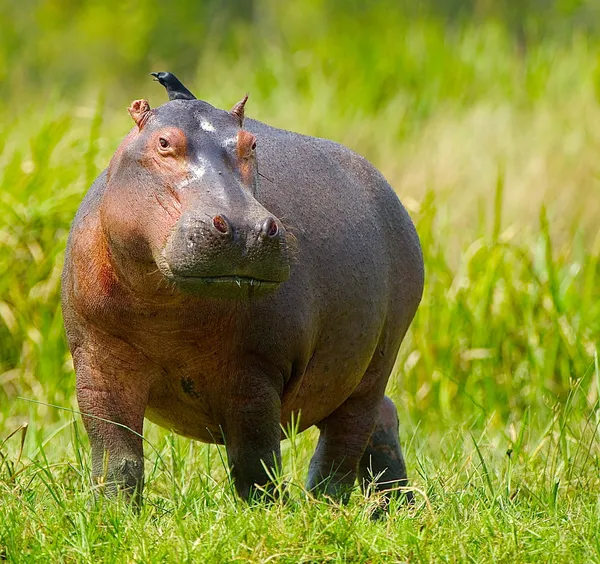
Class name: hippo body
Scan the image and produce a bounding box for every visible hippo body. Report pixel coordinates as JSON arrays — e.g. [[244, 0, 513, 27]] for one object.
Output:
[[62, 94, 423, 503]]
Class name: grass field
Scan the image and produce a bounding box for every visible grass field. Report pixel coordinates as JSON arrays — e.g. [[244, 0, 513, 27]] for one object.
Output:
[[1, 3, 600, 562]]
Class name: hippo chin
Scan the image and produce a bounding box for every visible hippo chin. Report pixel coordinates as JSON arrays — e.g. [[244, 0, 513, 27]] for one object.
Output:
[[61, 74, 424, 508]]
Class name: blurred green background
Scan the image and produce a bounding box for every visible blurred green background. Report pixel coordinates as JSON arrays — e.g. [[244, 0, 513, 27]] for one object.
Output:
[[1, 2, 600, 559], [1, 0, 599, 434]]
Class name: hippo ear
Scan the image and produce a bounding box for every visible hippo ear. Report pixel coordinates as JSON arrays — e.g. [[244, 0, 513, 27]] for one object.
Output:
[[128, 99, 152, 130], [230, 93, 249, 127]]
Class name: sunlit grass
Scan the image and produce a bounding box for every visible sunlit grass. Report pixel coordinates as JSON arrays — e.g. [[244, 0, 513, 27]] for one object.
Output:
[[1, 374, 599, 561]]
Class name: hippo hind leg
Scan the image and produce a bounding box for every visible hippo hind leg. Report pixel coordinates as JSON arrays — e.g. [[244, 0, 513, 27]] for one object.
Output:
[[305, 350, 394, 503], [306, 328, 414, 509], [359, 396, 413, 507], [306, 392, 379, 503]]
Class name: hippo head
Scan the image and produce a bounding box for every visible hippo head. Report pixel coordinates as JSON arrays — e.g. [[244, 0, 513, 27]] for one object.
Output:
[[101, 97, 290, 298]]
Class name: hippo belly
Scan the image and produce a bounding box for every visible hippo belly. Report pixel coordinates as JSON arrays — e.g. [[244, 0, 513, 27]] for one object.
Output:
[[141, 300, 384, 443]]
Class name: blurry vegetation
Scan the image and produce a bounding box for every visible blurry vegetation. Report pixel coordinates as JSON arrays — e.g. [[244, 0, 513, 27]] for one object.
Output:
[[2, 0, 600, 110], [1, 1, 600, 560]]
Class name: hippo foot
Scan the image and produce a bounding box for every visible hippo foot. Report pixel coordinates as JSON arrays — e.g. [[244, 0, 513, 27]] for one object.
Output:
[[94, 456, 144, 509], [307, 478, 355, 505], [244, 480, 290, 506]]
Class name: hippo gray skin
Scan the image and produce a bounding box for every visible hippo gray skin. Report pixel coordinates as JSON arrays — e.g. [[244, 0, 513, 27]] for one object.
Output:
[[61, 77, 424, 507]]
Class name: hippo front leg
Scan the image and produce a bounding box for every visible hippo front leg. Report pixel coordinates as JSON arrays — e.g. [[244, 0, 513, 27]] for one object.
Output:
[[72, 343, 151, 506], [221, 376, 282, 501]]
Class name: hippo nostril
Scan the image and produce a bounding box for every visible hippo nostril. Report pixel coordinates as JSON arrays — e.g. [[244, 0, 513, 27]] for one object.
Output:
[[212, 214, 230, 235], [261, 217, 279, 239], [268, 221, 278, 238]]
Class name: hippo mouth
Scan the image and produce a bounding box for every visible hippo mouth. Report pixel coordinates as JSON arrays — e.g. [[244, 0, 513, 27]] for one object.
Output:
[[173, 274, 281, 290], [157, 227, 291, 298], [165, 270, 284, 298]]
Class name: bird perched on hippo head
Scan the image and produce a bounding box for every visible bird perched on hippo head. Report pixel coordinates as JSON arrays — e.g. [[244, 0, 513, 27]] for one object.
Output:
[[150, 71, 196, 101]]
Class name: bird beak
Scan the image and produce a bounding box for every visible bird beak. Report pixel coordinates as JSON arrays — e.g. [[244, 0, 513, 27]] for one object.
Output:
[[150, 72, 160, 81]]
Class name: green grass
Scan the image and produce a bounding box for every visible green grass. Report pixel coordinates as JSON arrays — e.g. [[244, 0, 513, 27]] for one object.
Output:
[[2, 387, 600, 562], [1, 2, 600, 562]]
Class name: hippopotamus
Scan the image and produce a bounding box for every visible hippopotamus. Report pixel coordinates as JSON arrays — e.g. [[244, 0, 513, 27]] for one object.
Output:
[[61, 73, 424, 506]]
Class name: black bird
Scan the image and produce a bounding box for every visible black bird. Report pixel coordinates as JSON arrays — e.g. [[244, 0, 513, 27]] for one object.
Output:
[[150, 72, 196, 101]]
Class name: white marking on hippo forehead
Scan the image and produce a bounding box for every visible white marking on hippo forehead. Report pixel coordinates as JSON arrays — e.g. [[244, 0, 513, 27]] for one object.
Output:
[[191, 163, 206, 176], [175, 157, 210, 190], [188, 159, 207, 179], [200, 119, 215, 132], [222, 136, 237, 148]]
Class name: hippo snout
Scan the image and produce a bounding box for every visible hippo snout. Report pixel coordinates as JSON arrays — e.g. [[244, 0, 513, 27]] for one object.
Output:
[[209, 214, 280, 241], [158, 211, 291, 297]]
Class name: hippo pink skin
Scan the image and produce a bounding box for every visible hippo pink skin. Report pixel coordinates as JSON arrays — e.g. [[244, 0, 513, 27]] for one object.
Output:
[[61, 95, 424, 505]]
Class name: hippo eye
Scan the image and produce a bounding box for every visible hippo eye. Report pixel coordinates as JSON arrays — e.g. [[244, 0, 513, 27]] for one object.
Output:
[[159, 137, 170, 149]]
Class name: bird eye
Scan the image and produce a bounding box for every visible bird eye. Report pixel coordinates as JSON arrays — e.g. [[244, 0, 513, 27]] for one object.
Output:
[[251, 140, 257, 150], [159, 137, 170, 148]]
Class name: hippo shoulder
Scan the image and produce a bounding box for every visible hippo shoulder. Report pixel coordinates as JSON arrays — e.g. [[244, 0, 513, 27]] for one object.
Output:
[[63, 169, 108, 298], [70, 169, 108, 229]]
